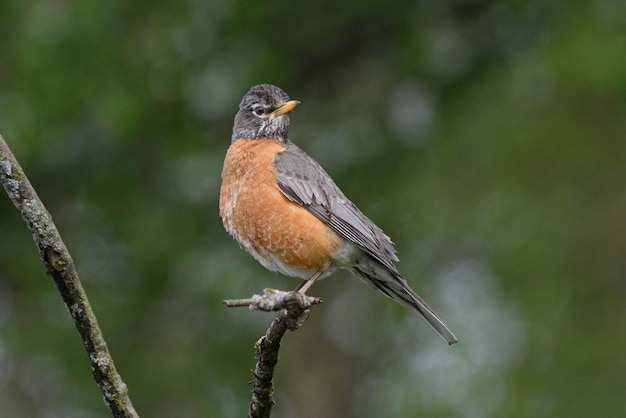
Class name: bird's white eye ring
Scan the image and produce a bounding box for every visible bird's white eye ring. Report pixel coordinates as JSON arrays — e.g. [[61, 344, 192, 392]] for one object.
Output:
[[252, 106, 265, 117]]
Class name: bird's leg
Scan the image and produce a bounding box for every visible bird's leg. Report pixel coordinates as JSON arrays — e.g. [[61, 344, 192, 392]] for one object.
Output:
[[295, 267, 327, 294]]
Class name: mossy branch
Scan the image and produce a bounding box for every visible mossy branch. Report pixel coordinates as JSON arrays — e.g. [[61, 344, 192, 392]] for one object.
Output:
[[0, 134, 139, 418]]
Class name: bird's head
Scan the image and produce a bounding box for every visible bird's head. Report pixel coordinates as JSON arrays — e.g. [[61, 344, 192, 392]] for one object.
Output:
[[232, 84, 300, 143]]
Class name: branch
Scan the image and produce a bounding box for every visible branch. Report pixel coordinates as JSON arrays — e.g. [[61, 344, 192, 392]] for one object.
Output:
[[224, 289, 322, 418], [0, 134, 139, 418], [224, 288, 322, 310]]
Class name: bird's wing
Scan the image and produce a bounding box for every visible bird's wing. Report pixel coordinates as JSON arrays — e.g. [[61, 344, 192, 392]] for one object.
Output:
[[275, 142, 458, 345], [274, 142, 399, 270]]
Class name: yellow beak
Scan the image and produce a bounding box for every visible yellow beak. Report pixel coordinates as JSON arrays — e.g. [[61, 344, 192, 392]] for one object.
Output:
[[271, 100, 301, 118]]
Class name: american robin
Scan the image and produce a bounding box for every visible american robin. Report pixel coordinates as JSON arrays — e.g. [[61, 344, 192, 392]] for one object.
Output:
[[220, 84, 457, 345]]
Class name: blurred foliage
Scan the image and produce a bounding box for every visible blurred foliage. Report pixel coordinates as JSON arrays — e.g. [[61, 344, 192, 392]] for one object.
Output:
[[1, 0, 625, 417]]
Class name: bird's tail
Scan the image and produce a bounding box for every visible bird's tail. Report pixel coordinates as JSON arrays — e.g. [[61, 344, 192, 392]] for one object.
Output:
[[352, 257, 458, 345]]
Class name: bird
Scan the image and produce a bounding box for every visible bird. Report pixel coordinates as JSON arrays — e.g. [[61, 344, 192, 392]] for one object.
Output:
[[219, 84, 457, 345]]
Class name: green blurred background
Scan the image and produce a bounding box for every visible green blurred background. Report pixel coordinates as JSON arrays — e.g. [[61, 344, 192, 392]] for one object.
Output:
[[1, 0, 625, 417]]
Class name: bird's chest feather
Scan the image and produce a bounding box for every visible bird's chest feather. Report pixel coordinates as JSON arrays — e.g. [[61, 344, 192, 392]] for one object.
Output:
[[219, 138, 345, 272], [219, 139, 285, 237]]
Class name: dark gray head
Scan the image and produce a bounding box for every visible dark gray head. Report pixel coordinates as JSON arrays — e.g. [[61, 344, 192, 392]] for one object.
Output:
[[232, 84, 300, 143]]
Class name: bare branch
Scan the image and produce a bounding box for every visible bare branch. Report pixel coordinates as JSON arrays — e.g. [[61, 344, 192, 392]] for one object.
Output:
[[224, 288, 322, 310], [0, 134, 139, 418], [226, 289, 321, 418]]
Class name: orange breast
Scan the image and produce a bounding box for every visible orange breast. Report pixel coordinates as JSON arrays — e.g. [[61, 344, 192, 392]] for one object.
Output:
[[219, 138, 344, 274]]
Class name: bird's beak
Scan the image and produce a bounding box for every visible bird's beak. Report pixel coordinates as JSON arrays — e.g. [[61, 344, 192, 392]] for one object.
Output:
[[270, 100, 301, 119]]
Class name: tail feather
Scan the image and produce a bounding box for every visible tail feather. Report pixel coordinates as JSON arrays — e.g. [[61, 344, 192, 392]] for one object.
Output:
[[353, 258, 458, 345]]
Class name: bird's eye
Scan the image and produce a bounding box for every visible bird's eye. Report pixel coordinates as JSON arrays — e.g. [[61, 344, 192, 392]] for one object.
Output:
[[252, 106, 265, 116]]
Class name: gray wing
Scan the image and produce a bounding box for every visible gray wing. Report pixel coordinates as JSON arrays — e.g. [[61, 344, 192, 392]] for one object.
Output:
[[274, 142, 399, 270], [275, 142, 459, 345]]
